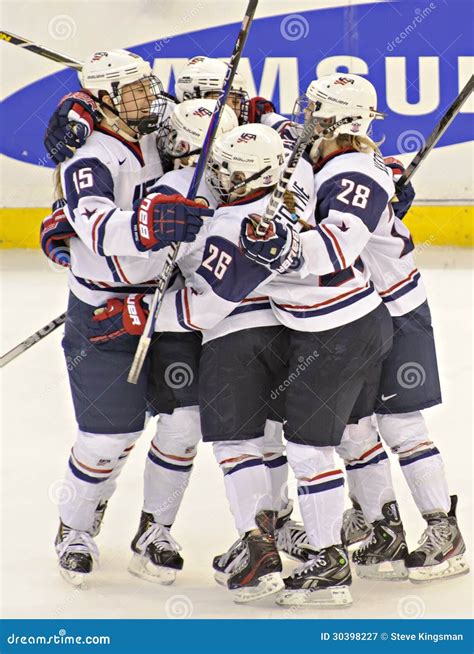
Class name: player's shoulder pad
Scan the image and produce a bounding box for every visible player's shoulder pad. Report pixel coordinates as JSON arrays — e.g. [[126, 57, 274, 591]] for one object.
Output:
[[196, 233, 271, 302], [316, 165, 390, 232]]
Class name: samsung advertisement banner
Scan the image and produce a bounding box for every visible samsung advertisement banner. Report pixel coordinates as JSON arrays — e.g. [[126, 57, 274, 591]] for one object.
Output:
[[0, 0, 472, 212]]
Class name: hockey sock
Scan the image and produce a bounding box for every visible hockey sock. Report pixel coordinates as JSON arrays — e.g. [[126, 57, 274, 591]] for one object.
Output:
[[377, 412, 450, 514], [286, 441, 345, 550], [262, 419, 288, 513], [60, 429, 141, 531], [214, 437, 273, 534], [336, 418, 395, 522], [143, 407, 200, 526]]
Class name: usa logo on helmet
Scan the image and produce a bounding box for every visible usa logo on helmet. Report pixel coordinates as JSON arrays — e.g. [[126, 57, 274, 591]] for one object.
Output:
[[334, 77, 355, 86], [236, 132, 257, 143]]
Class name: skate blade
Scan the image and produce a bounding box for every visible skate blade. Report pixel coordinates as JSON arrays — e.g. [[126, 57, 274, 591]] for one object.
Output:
[[233, 573, 284, 604], [59, 566, 88, 589], [408, 555, 470, 584], [355, 559, 408, 581], [275, 585, 352, 608], [128, 553, 177, 586], [214, 570, 229, 586]]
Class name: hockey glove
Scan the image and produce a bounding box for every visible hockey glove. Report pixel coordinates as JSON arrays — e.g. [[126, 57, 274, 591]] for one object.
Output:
[[240, 214, 303, 274], [89, 294, 149, 344], [384, 156, 416, 220], [40, 199, 77, 268], [247, 96, 276, 124], [132, 193, 211, 251], [44, 91, 102, 165]]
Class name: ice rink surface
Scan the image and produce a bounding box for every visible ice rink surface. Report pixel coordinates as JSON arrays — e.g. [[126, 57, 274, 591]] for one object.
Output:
[[1, 248, 472, 620]]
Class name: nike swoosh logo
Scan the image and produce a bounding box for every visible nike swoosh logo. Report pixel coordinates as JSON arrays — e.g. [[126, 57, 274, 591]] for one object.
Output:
[[381, 393, 398, 401], [118, 159, 126, 165]]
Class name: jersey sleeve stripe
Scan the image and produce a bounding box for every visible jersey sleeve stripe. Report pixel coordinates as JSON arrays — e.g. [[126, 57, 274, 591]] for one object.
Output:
[[320, 224, 346, 270], [183, 287, 203, 330], [96, 209, 116, 256], [175, 290, 196, 331], [91, 211, 107, 254], [112, 255, 132, 284]]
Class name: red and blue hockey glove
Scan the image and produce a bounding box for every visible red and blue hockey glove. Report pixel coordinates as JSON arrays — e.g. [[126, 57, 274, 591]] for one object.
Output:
[[132, 193, 212, 251], [44, 91, 102, 165], [384, 156, 416, 220], [40, 199, 77, 267], [247, 96, 276, 124], [240, 214, 303, 274], [89, 294, 149, 344]]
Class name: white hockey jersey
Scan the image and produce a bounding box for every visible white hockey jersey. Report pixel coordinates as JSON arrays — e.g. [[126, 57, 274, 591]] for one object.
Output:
[[300, 148, 426, 319], [154, 156, 316, 343], [61, 126, 168, 306], [256, 116, 425, 320]]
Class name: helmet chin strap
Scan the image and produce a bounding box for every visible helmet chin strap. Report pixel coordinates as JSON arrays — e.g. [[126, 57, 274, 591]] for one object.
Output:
[[308, 114, 363, 162], [99, 104, 141, 142], [229, 164, 272, 196]]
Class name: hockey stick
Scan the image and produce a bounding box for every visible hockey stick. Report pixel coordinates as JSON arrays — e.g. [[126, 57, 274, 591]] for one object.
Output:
[[0, 30, 82, 70], [395, 74, 473, 194], [255, 114, 358, 236], [127, 0, 259, 384], [0, 313, 66, 369]]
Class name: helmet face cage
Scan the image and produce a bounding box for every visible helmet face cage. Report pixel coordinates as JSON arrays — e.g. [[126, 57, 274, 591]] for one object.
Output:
[[206, 155, 268, 204], [111, 74, 167, 135], [181, 87, 249, 124], [291, 94, 339, 136], [156, 117, 201, 170]]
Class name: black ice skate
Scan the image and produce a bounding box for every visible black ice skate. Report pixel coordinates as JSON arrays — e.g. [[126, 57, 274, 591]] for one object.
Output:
[[212, 536, 246, 586], [128, 511, 183, 585], [55, 520, 99, 587], [352, 500, 408, 580], [341, 498, 371, 548], [276, 544, 352, 608], [89, 500, 108, 538], [212, 504, 307, 587], [406, 495, 469, 583], [275, 501, 311, 563], [226, 510, 284, 603]]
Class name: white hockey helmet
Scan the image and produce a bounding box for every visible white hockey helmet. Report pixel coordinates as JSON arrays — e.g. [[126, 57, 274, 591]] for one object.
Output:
[[296, 73, 385, 139], [156, 98, 238, 169], [205, 123, 285, 204], [175, 56, 249, 120], [80, 49, 167, 135]]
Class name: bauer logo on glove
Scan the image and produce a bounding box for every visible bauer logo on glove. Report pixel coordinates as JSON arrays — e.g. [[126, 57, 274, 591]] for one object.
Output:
[[90, 294, 149, 343], [132, 192, 212, 252], [240, 214, 304, 274]]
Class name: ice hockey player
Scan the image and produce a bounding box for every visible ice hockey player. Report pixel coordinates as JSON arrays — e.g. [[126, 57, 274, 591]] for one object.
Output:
[[289, 76, 468, 585], [49, 50, 211, 586], [93, 122, 316, 602]]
